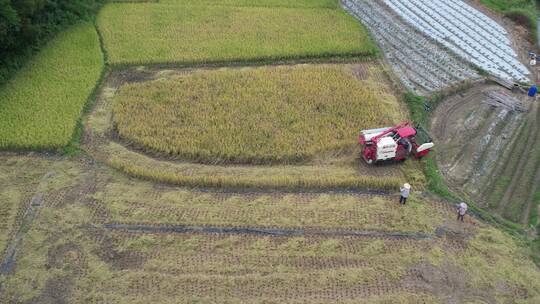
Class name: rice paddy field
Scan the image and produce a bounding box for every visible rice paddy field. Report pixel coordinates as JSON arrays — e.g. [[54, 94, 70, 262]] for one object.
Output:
[[161, 0, 339, 8], [0, 23, 104, 150], [97, 1, 377, 65], [95, 184, 442, 233], [2, 0, 540, 302], [1, 155, 540, 303], [0, 157, 56, 259], [83, 63, 415, 191], [113, 65, 403, 164]]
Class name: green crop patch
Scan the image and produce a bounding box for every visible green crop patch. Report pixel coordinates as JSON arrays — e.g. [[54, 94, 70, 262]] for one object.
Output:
[[97, 3, 376, 65], [113, 64, 403, 164], [0, 23, 104, 150], [479, 0, 536, 13], [479, 0, 537, 41]]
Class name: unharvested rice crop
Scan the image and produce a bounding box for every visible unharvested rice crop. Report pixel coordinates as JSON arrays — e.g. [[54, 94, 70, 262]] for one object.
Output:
[[0, 23, 104, 150], [97, 3, 377, 65], [160, 0, 338, 8], [113, 65, 402, 164]]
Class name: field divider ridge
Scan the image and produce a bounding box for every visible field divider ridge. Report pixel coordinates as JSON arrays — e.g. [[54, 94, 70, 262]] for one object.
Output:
[[103, 223, 434, 239]]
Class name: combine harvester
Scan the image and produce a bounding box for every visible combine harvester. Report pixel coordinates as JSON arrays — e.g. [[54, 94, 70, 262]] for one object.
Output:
[[359, 122, 434, 164]]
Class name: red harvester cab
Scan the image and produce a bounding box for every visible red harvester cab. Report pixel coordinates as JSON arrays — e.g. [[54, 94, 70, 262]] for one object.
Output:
[[359, 122, 434, 164]]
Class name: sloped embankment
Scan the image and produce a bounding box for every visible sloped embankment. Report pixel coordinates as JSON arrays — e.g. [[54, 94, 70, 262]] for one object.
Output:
[[432, 84, 540, 226]]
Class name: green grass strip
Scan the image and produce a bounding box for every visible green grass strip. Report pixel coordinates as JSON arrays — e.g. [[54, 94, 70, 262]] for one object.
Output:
[[479, 0, 538, 46]]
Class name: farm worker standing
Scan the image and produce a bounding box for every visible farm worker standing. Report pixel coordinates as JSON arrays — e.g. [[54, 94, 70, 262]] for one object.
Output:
[[399, 183, 411, 205], [457, 202, 468, 222]]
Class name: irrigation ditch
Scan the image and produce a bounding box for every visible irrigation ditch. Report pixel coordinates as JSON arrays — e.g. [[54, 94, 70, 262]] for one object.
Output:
[[103, 224, 434, 239]]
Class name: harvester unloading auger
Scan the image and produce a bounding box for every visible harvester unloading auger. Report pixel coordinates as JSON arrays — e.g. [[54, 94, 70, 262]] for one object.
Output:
[[359, 122, 434, 164]]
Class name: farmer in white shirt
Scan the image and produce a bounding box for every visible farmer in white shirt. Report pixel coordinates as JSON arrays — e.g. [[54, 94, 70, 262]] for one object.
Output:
[[399, 183, 411, 205], [457, 202, 468, 222]]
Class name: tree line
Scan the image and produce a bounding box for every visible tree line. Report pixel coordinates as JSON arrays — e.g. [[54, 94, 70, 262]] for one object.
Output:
[[0, 0, 104, 85]]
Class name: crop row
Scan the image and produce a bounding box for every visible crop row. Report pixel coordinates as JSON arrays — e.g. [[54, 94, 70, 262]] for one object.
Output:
[[98, 198, 440, 232], [108, 152, 403, 191], [93, 184, 443, 232], [113, 65, 404, 164]]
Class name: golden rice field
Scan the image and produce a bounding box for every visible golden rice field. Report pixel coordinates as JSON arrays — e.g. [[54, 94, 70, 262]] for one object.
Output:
[[97, 2, 377, 65], [113, 64, 403, 164], [160, 0, 339, 8]]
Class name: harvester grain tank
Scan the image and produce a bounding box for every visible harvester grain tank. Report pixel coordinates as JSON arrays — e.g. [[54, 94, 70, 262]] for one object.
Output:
[[359, 122, 434, 164]]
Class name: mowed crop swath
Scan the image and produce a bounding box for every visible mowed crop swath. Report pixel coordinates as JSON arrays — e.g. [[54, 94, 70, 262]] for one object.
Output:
[[113, 65, 403, 164], [70, 233, 439, 303], [0, 23, 104, 150], [97, 1, 377, 65], [2, 155, 540, 304], [95, 181, 441, 232]]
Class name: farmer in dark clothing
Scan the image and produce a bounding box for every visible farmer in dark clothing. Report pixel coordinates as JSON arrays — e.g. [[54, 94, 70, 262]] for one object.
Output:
[[399, 183, 411, 205]]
